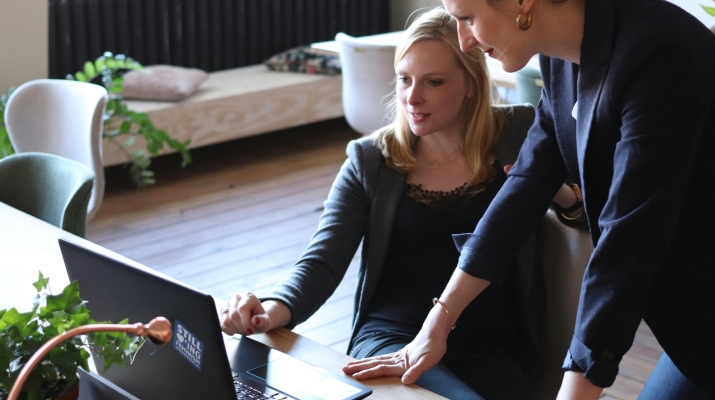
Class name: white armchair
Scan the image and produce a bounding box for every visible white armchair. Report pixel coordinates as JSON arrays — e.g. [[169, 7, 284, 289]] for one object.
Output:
[[4, 79, 108, 221], [336, 32, 397, 135]]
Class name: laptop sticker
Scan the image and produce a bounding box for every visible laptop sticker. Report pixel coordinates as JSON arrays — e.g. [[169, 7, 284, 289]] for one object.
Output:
[[173, 320, 204, 371]]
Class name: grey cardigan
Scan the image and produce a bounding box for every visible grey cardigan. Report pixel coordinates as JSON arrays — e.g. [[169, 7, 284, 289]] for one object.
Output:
[[263, 104, 542, 378]]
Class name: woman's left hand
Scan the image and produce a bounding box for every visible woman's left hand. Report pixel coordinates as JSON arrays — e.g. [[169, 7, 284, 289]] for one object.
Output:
[[342, 307, 452, 384]]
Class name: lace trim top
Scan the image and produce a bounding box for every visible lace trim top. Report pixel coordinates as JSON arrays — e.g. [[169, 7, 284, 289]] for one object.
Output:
[[405, 181, 488, 214], [355, 163, 521, 348]]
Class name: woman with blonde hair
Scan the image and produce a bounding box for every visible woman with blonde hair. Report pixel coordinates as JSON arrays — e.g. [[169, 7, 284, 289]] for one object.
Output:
[[222, 7, 581, 398]]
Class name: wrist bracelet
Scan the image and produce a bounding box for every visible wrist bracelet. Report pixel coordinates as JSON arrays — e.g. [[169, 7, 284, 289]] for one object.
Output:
[[433, 298, 456, 330], [555, 183, 584, 214], [561, 210, 584, 221]]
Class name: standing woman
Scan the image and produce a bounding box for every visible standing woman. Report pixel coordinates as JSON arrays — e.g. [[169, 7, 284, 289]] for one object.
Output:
[[344, 0, 715, 398]]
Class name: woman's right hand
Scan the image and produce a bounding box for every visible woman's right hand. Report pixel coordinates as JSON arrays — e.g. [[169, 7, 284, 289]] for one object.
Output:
[[220, 292, 291, 336]]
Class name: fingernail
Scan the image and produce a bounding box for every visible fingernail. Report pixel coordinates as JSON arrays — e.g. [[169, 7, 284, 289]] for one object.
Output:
[[247, 328, 254, 335], [253, 317, 260, 326]]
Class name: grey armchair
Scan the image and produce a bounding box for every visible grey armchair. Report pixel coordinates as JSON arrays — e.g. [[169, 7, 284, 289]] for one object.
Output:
[[0, 152, 95, 237], [532, 210, 594, 399], [515, 65, 544, 107]]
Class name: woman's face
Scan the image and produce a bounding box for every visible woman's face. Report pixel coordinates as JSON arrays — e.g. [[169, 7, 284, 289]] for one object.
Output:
[[442, 0, 532, 72], [396, 39, 471, 138]]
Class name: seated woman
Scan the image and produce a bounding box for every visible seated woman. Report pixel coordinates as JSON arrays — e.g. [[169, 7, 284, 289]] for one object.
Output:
[[220, 8, 580, 399]]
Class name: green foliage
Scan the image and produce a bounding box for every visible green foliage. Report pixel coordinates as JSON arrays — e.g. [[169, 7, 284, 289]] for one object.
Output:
[[702, 4, 715, 16], [0, 88, 16, 158], [0, 273, 143, 400], [0, 52, 192, 188], [66, 52, 192, 187]]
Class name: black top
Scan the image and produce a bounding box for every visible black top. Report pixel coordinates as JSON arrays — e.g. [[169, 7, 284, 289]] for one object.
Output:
[[356, 166, 522, 351]]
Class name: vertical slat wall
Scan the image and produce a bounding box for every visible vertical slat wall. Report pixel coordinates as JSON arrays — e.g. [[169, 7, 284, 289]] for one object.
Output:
[[48, 0, 390, 78]]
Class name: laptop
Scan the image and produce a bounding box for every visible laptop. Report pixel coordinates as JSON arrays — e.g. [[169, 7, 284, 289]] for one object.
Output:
[[59, 239, 372, 400]]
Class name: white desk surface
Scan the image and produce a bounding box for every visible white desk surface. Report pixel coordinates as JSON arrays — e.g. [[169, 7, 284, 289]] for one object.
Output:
[[0, 203, 445, 399], [313, 31, 541, 90]]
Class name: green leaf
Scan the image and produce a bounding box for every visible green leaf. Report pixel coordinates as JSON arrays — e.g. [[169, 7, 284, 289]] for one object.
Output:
[[32, 271, 49, 292], [702, 5, 715, 16], [93, 332, 108, 347], [1, 308, 33, 328], [43, 280, 82, 314], [100, 345, 126, 371], [75, 71, 88, 82], [79, 348, 90, 371], [95, 58, 106, 73], [83, 61, 97, 80], [119, 120, 132, 134], [110, 83, 124, 93]]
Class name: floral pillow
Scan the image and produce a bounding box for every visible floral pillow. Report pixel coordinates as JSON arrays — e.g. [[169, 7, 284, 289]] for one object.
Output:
[[265, 47, 341, 75]]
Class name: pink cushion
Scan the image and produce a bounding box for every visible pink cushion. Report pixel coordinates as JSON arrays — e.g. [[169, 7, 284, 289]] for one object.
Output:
[[122, 65, 209, 101]]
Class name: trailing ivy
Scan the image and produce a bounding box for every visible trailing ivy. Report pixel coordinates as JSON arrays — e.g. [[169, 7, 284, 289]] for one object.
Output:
[[0, 53, 191, 188], [0, 88, 16, 158], [67, 52, 192, 187]]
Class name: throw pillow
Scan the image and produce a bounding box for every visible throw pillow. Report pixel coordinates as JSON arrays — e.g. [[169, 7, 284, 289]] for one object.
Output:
[[122, 65, 209, 101]]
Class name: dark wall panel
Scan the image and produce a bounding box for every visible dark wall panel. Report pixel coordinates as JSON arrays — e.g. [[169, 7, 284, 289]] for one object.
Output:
[[48, 0, 390, 78]]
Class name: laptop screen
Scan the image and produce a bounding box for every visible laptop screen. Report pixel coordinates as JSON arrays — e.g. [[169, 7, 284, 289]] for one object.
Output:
[[60, 239, 241, 399], [59, 239, 372, 400]]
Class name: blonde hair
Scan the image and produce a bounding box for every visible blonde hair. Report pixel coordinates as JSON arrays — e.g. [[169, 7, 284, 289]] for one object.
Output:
[[371, 7, 504, 187]]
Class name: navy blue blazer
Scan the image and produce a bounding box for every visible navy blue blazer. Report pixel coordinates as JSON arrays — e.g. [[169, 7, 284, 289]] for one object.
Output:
[[456, 0, 715, 393]]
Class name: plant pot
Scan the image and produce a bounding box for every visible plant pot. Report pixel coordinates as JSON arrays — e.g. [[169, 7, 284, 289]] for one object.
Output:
[[52, 378, 79, 400]]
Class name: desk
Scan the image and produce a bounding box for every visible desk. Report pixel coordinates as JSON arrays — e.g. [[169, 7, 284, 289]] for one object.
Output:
[[0, 203, 445, 399]]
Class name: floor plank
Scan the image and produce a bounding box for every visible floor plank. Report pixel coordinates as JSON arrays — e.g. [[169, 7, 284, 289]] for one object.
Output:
[[88, 117, 662, 399]]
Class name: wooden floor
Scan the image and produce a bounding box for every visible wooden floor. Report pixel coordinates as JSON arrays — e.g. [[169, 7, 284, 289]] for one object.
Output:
[[87, 118, 662, 399]]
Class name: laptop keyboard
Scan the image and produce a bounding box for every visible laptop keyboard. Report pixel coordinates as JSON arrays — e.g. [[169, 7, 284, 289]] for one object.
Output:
[[233, 376, 295, 400]]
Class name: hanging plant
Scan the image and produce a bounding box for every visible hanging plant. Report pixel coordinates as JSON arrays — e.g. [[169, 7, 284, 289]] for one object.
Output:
[[66, 52, 192, 187], [0, 88, 16, 158]]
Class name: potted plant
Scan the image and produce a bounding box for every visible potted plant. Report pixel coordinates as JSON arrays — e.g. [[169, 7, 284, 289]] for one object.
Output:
[[67, 52, 192, 187], [0, 52, 192, 188], [0, 273, 144, 400]]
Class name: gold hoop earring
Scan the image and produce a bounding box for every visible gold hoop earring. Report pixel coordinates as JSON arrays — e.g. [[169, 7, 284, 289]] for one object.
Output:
[[516, 12, 532, 31]]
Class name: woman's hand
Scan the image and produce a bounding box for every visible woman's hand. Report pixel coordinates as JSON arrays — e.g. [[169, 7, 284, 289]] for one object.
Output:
[[220, 292, 291, 336], [342, 306, 453, 385]]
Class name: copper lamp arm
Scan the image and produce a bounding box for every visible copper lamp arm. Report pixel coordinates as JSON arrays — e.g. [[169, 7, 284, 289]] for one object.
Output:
[[7, 317, 172, 400]]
